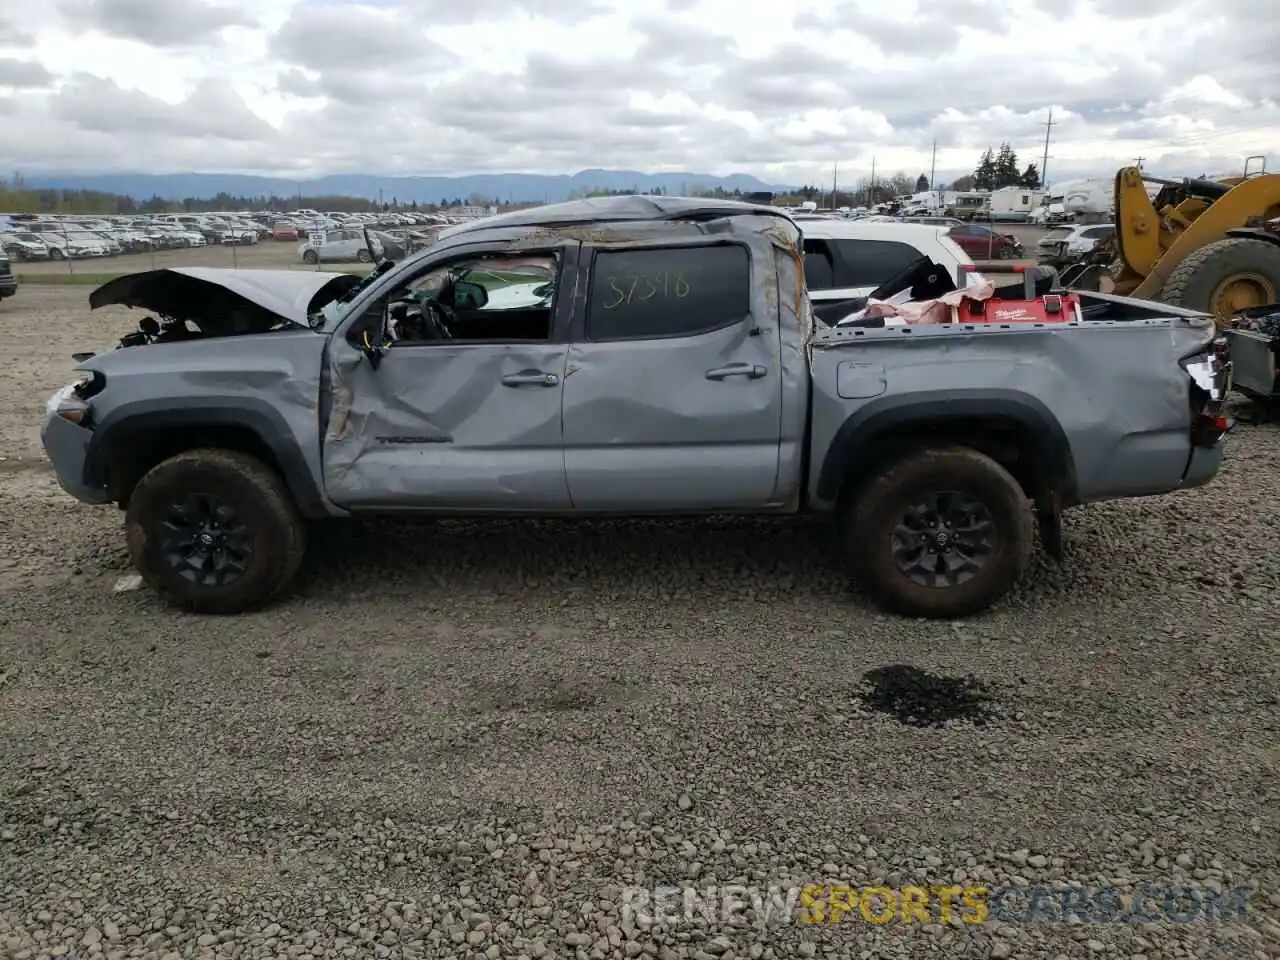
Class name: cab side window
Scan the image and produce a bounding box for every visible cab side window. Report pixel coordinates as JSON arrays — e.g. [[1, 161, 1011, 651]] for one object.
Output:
[[830, 239, 925, 288], [586, 244, 751, 341]]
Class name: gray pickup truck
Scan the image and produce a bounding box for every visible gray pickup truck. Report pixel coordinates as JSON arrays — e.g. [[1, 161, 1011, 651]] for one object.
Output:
[[41, 196, 1232, 618]]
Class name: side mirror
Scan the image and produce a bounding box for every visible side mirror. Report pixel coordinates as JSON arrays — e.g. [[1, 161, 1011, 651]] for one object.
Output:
[[352, 304, 392, 369], [360, 332, 385, 370]]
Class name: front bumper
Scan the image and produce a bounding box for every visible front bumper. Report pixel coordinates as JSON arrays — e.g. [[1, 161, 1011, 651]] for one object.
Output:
[[40, 391, 111, 505]]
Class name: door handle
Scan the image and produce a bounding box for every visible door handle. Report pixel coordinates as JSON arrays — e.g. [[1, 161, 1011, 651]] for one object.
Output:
[[502, 369, 559, 387], [705, 363, 768, 381]]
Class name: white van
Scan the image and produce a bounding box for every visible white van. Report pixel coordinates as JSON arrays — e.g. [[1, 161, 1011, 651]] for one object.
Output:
[[793, 217, 974, 305]]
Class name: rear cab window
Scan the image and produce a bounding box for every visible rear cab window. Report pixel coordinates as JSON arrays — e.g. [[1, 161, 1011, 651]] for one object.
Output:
[[585, 244, 752, 341], [803, 239, 835, 289]]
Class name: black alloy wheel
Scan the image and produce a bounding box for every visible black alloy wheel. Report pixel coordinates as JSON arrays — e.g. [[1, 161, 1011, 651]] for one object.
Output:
[[158, 492, 253, 588], [890, 491, 996, 588]]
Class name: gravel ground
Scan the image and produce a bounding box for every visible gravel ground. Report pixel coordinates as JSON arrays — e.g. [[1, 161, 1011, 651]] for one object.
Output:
[[1, 287, 1278, 960]]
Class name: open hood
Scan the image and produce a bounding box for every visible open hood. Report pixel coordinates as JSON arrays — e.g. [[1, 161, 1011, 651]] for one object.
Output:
[[90, 267, 364, 329]]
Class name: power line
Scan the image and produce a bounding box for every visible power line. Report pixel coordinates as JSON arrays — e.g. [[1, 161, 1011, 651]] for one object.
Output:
[[1040, 108, 1055, 188]]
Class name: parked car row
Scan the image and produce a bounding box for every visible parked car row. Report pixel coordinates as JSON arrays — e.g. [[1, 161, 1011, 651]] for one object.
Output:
[[0, 215, 214, 260], [0, 208, 465, 261]]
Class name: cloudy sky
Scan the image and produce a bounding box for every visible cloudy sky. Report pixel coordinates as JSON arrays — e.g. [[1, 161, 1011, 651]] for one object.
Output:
[[0, 0, 1275, 185]]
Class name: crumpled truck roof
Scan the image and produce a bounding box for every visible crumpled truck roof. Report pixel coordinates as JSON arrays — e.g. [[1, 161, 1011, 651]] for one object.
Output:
[[437, 195, 795, 242]]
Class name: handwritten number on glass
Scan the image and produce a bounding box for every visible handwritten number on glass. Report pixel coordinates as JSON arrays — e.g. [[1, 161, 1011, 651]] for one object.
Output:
[[601, 272, 691, 309]]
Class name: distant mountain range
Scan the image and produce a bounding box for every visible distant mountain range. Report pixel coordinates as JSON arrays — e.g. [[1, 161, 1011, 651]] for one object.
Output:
[[19, 169, 792, 203]]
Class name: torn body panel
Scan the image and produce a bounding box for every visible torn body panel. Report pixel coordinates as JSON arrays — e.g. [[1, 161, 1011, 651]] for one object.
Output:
[[76, 329, 340, 516], [322, 341, 572, 511]]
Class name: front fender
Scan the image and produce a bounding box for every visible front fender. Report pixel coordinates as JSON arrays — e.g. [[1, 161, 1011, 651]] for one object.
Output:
[[84, 397, 332, 517]]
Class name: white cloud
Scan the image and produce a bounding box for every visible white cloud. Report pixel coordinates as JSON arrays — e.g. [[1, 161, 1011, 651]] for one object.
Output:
[[0, 0, 1275, 186]]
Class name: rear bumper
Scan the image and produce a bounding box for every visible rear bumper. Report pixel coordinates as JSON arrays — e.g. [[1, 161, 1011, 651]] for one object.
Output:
[[0, 275, 16, 298], [1182, 442, 1225, 491]]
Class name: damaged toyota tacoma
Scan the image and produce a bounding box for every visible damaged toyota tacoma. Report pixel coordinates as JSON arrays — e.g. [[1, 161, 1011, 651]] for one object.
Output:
[[41, 197, 1232, 618]]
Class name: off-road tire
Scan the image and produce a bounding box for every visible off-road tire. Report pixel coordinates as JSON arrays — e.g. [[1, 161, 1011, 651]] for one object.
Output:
[[1160, 237, 1280, 315], [302, 249, 319, 265], [125, 449, 305, 615], [845, 446, 1034, 619]]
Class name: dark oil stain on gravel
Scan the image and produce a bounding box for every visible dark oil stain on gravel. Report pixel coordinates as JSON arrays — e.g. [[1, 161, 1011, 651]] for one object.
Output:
[[860, 665, 996, 728]]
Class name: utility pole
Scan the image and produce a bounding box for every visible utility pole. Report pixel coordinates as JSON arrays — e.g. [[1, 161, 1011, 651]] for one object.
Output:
[[869, 156, 876, 208], [1040, 108, 1055, 188], [1133, 156, 1145, 170], [832, 162, 838, 209], [929, 139, 937, 191]]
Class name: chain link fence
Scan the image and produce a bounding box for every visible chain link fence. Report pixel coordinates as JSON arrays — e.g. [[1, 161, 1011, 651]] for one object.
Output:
[[4, 217, 443, 282]]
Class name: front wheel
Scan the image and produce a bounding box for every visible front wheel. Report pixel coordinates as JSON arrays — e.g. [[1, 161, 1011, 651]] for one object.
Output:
[[356, 249, 373, 263], [302, 249, 319, 265], [49, 248, 65, 260], [845, 446, 1034, 618], [125, 449, 306, 614]]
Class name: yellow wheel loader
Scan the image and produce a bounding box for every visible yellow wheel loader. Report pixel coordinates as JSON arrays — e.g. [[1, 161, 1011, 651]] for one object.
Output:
[[1107, 159, 1280, 322]]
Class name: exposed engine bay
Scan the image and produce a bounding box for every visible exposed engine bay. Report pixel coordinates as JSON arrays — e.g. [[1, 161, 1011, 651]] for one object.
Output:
[[89, 267, 365, 349], [116, 308, 283, 348]]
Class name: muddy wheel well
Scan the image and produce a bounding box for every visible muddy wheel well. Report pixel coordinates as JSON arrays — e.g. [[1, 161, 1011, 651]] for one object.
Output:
[[835, 418, 1059, 510], [107, 424, 284, 508]]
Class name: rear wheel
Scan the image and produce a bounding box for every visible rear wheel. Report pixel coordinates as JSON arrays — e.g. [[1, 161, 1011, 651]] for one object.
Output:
[[845, 446, 1034, 618], [1160, 237, 1280, 320], [125, 449, 306, 614], [302, 249, 319, 265], [49, 248, 65, 260], [356, 249, 373, 263]]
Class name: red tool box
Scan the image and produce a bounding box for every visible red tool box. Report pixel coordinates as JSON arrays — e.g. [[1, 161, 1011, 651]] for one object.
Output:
[[953, 265, 1083, 324]]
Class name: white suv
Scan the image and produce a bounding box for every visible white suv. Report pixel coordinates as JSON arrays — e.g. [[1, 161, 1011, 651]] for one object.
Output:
[[794, 216, 974, 307], [1036, 224, 1114, 264]]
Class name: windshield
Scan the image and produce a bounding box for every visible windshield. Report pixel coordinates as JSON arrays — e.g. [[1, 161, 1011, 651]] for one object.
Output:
[[309, 257, 397, 329]]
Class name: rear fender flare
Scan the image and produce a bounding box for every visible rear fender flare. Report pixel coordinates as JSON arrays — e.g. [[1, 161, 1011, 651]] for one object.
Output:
[[815, 390, 1078, 506]]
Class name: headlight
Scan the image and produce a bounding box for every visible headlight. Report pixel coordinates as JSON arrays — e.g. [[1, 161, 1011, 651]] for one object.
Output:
[[47, 370, 105, 425]]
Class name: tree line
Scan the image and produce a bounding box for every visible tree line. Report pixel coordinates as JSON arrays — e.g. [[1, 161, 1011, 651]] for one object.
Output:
[[0, 177, 521, 216], [2, 149, 1045, 218]]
